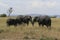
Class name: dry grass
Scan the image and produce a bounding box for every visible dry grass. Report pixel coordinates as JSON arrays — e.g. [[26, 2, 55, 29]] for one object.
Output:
[[0, 17, 60, 40]]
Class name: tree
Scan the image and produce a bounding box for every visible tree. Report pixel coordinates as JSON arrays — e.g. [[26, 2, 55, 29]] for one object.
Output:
[[8, 7, 13, 17], [0, 14, 7, 17]]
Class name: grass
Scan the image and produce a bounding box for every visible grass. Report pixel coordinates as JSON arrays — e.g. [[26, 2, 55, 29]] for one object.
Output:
[[0, 17, 60, 40]]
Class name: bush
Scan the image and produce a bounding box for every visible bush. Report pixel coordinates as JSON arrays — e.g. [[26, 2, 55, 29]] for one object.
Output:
[[50, 16, 57, 18], [0, 14, 7, 17]]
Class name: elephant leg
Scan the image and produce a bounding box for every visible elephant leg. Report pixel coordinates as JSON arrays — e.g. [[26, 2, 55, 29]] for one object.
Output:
[[26, 21, 29, 26], [14, 24, 17, 27], [38, 22, 42, 27]]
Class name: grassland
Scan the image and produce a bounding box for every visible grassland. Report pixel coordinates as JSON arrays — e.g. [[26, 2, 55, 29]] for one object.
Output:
[[0, 17, 60, 40]]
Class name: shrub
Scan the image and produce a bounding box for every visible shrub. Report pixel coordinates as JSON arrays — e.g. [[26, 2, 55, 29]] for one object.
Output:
[[50, 16, 57, 18], [0, 14, 7, 17]]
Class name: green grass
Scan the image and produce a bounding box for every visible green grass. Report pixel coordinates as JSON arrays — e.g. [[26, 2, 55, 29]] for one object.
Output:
[[0, 17, 60, 40]]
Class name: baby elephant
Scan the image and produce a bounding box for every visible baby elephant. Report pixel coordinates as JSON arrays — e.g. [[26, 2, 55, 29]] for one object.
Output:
[[6, 18, 17, 27]]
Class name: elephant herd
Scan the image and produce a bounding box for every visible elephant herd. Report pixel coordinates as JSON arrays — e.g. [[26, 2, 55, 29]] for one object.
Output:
[[6, 15, 51, 28]]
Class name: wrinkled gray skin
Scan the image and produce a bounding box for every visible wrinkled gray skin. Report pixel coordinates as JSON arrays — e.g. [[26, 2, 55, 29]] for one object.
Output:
[[32, 15, 51, 28], [16, 15, 32, 26], [6, 18, 18, 27]]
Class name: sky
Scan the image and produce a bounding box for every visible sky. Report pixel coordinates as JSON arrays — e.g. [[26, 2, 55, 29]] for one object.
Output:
[[0, 0, 60, 15]]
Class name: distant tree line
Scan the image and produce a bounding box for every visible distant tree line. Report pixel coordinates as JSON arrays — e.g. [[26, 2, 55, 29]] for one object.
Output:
[[50, 16, 57, 18], [0, 14, 57, 18], [0, 14, 7, 17]]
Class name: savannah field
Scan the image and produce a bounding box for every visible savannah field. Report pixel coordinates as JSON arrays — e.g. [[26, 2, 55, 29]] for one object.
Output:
[[0, 17, 60, 40]]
